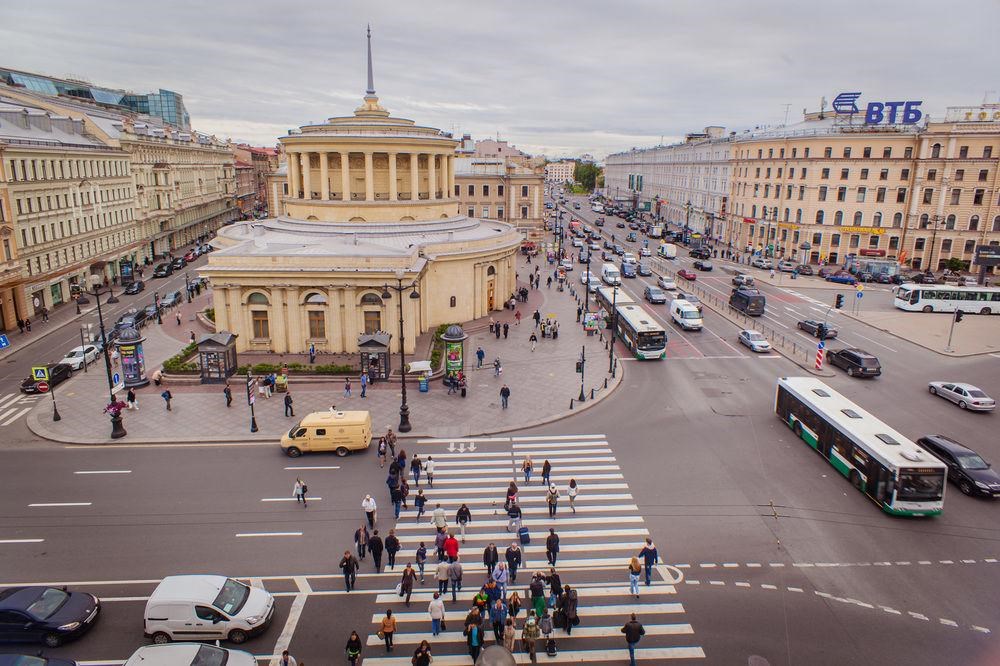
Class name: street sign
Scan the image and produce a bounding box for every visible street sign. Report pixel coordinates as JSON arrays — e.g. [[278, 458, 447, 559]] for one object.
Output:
[[856, 291, 863, 299], [0, 334, 9, 349], [246, 375, 258, 406], [855, 283, 864, 292], [36, 381, 50, 393], [818, 341, 826, 350], [112, 372, 125, 393], [32, 366, 49, 381]]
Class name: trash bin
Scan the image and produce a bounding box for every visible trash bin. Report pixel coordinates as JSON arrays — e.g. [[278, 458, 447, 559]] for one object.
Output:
[[419, 375, 429, 393]]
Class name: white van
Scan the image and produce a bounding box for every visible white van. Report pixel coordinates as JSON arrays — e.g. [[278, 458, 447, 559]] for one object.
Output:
[[601, 263, 621, 286], [671, 299, 703, 331], [657, 243, 677, 259], [144, 575, 275, 645], [126, 644, 257, 666], [622, 252, 638, 265]]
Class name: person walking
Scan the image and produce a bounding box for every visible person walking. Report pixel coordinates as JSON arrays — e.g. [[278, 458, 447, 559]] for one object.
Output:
[[456, 503, 472, 543], [414, 489, 427, 522], [161, 389, 172, 411], [362, 494, 377, 527], [515, 310, 522, 325], [502, 322, 509, 339], [483, 542, 499, 577], [424, 455, 435, 487], [415, 542, 428, 583], [522, 615, 541, 663], [546, 484, 559, 519], [223, 383, 232, 408], [495, 323, 501, 340], [428, 592, 446, 636], [345, 630, 362, 664], [558, 585, 579, 635], [369, 530, 384, 572], [354, 523, 369, 561], [435, 558, 451, 596], [444, 532, 460, 561], [628, 556, 642, 597], [385, 529, 401, 570], [507, 590, 522, 620], [378, 609, 396, 652], [339, 550, 359, 591], [542, 460, 552, 487], [432, 503, 448, 532], [500, 384, 511, 409], [506, 502, 522, 533], [638, 537, 660, 586], [492, 561, 509, 599], [448, 555, 463, 602], [505, 541, 522, 583], [568, 479, 578, 513], [284, 391, 294, 417], [293, 478, 307, 507], [622, 612, 646, 666], [529, 574, 546, 618], [385, 428, 397, 458], [493, 357, 502, 377], [377, 437, 387, 468], [529, 331, 538, 351], [399, 562, 416, 606], [360, 370, 368, 398], [545, 529, 560, 566], [126, 388, 138, 411], [491, 596, 508, 643], [476, 346, 485, 368], [522, 455, 534, 484], [278, 650, 296, 666], [465, 615, 484, 661], [533, 309, 541, 328], [411, 639, 433, 666], [24, 317, 31, 332], [390, 485, 402, 520], [410, 455, 422, 487], [434, 528, 448, 562], [505, 481, 519, 510], [503, 616, 516, 652], [343, 377, 352, 398], [175, 310, 182, 326]]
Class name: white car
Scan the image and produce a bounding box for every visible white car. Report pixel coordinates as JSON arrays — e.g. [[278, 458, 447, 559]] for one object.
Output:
[[580, 271, 595, 285], [572, 238, 584, 248], [739, 330, 771, 353], [928, 382, 996, 411], [586, 277, 601, 293], [657, 275, 677, 290], [59, 344, 99, 371], [559, 259, 574, 271], [125, 644, 257, 666], [639, 247, 651, 257]]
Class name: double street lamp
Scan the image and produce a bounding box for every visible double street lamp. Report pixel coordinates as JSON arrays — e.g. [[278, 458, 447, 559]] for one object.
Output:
[[381, 270, 421, 433], [89, 275, 126, 439]]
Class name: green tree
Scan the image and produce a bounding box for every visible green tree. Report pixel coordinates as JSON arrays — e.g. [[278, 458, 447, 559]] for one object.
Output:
[[574, 162, 601, 191]]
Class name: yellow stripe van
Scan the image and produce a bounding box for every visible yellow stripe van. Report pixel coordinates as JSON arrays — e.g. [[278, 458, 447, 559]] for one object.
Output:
[[280, 410, 372, 457]]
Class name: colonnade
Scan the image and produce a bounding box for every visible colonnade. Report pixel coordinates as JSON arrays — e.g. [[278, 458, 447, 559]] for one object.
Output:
[[285, 151, 456, 202]]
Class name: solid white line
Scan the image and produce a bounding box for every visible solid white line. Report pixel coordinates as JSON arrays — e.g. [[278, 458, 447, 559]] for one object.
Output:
[[433, 464, 620, 476], [424, 473, 623, 485], [0, 408, 32, 426], [376, 602, 683, 623], [762, 314, 789, 329], [410, 482, 630, 496], [74, 470, 132, 475], [364, 623, 694, 646], [0, 539, 45, 544], [0, 408, 17, 423], [270, 591, 308, 666], [361, 646, 705, 664], [283, 466, 340, 470], [235, 532, 303, 537], [511, 440, 610, 449], [416, 437, 511, 444], [28, 502, 92, 507], [260, 497, 322, 502], [511, 434, 606, 442]]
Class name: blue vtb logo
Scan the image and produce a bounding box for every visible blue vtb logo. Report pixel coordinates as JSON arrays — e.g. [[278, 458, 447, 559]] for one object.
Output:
[[833, 91, 923, 125], [832, 92, 861, 114]]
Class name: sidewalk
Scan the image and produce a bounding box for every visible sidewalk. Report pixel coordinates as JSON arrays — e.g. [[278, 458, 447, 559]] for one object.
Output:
[[0, 290, 107, 361], [841, 309, 1000, 356], [27, 255, 623, 444]]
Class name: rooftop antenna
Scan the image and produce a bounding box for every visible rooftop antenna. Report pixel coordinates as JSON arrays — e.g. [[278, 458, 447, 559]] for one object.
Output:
[[782, 104, 791, 125], [366, 24, 375, 95]]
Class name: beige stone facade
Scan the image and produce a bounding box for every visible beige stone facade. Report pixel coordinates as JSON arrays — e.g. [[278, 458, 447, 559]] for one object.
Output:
[[0, 150, 22, 331], [545, 160, 575, 183], [455, 156, 544, 236]]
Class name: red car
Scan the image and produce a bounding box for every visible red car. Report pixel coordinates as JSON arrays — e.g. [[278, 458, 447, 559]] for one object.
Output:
[[183, 250, 198, 262], [677, 269, 697, 281]]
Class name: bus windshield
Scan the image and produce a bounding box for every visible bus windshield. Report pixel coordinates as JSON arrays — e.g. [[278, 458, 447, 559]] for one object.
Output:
[[896, 471, 945, 502], [637, 331, 666, 350]]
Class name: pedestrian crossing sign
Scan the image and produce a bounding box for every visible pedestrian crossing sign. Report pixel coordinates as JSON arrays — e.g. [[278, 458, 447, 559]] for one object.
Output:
[[32, 366, 49, 381]]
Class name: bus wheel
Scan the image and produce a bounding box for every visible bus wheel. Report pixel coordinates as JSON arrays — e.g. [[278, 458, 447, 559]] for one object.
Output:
[[980, 307, 992, 315], [792, 421, 803, 438], [922, 305, 933, 313], [849, 470, 863, 490]]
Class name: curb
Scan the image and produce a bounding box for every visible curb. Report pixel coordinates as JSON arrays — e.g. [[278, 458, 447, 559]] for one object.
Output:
[[838, 310, 996, 358]]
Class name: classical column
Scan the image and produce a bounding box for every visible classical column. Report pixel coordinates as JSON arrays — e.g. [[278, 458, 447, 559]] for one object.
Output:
[[340, 152, 350, 200], [300, 152, 312, 200], [364, 152, 374, 201], [449, 155, 456, 197], [271, 289, 288, 353], [342, 287, 358, 352], [319, 152, 330, 200], [212, 288, 229, 333], [285, 288, 302, 351], [428, 153, 437, 199], [327, 288, 341, 352], [388, 152, 398, 201], [287, 151, 300, 198], [410, 153, 419, 200]]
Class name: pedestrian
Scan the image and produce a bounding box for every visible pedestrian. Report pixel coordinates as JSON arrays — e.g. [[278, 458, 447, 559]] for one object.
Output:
[[546, 567, 562, 609], [529, 331, 537, 351], [546, 276, 552, 288], [483, 542, 499, 577], [506, 542, 522, 583], [284, 391, 294, 417], [503, 617, 516, 652], [175, 310, 181, 326], [539, 610, 553, 645], [489, 317, 496, 334], [362, 494, 377, 528], [189, 330, 196, 344], [465, 614, 484, 661], [390, 485, 402, 520], [508, 589, 522, 619], [339, 550, 359, 591], [377, 437, 387, 468], [344, 377, 352, 397], [223, 382, 232, 408], [278, 650, 296, 666], [396, 449, 408, 479], [410, 454, 422, 486], [576, 305, 582, 322], [369, 530, 384, 572], [126, 388, 138, 411], [542, 460, 552, 487], [628, 556, 642, 597], [345, 630, 362, 664], [558, 585, 579, 635], [425, 455, 435, 487], [506, 502, 522, 533], [476, 346, 485, 368], [568, 479, 578, 513], [428, 592, 446, 636], [152, 369, 162, 386], [308, 343, 316, 365], [436, 560, 450, 596], [359, 370, 369, 398], [416, 541, 427, 583], [432, 503, 448, 532], [399, 562, 416, 605], [448, 555, 463, 602], [522, 455, 534, 484], [505, 481, 519, 510], [456, 503, 472, 543], [515, 310, 522, 325], [412, 639, 433, 666], [638, 537, 660, 586], [622, 612, 646, 666], [385, 428, 397, 458], [522, 615, 540, 663], [546, 528, 560, 566], [378, 609, 396, 652], [354, 523, 369, 560], [24, 318, 31, 332], [500, 384, 511, 409], [529, 574, 546, 618], [493, 357, 502, 377], [491, 596, 508, 643], [16, 318, 24, 334], [293, 477, 307, 507], [385, 529, 401, 570], [503, 322, 509, 339], [495, 322, 501, 339], [533, 309, 541, 327], [770, 268, 775, 279], [414, 489, 427, 522], [444, 532, 460, 561], [546, 484, 559, 519], [161, 389, 172, 411]]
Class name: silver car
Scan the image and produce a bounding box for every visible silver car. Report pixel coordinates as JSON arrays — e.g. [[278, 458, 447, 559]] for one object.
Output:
[[928, 382, 996, 411], [739, 329, 771, 353], [59, 344, 99, 371]]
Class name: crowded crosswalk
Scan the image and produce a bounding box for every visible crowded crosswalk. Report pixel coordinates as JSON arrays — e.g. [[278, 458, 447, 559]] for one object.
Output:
[[360, 433, 704, 664]]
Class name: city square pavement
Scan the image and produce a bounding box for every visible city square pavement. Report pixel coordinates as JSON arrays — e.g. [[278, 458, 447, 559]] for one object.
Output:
[[26, 256, 621, 444]]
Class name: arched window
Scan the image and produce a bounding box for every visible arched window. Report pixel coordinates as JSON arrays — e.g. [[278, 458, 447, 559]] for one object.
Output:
[[993, 215, 1000, 232], [247, 292, 270, 305], [815, 210, 825, 225], [795, 209, 802, 223], [360, 293, 383, 333], [751, 205, 757, 218], [945, 214, 956, 230], [931, 143, 942, 158], [360, 293, 383, 306], [304, 292, 327, 305], [306, 215, 319, 221], [771, 207, 778, 220], [834, 211, 844, 225], [853, 211, 863, 225], [873, 212, 883, 227], [783, 208, 790, 222], [450, 296, 457, 307], [487, 266, 496, 276], [892, 212, 903, 228], [969, 215, 980, 231], [919, 213, 929, 229]]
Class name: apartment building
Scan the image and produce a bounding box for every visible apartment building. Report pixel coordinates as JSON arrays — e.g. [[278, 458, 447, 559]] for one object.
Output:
[[544, 159, 575, 184], [455, 157, 544, 234]]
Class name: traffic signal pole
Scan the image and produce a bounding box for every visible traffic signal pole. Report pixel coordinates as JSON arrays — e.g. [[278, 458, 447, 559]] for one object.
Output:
[[944, 309, 964, 353]]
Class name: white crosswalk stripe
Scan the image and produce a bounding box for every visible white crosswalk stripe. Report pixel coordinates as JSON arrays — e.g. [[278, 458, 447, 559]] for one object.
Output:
[[0, 393, 38, 427], [360, 434, 703, 662]]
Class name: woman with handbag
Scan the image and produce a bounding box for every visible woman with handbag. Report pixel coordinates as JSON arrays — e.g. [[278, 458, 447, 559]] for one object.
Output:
[[344, 630, 362, 664], [411, 639, 433, 666], [379, 609, 397, 652]]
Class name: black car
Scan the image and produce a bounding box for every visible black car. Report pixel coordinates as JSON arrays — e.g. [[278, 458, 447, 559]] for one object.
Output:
[[693, 259, 713, 271], [795, 264, 814, 276], [797, 319, 838, 339], [144, 302, 163, 320], [115, 308, 148, 330], [152, 263, 173, 278], [20, 364, 73, 394], [170, 257, 187, 270], [123, 280, 145, 295], [160, 290, 183, 308], [0, 586, 100, 647], [637, 262, 652, 277], [0, 655, 77, 666], [917, 434, 1000, 498], [616, 222, 626, 228], [825, 348, 881, 377], [689, 247, 711, 260], [613, 245, 625, 256]]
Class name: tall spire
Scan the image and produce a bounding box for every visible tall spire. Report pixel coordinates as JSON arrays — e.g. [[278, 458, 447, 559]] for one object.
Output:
[[366, 24, 375, 95]]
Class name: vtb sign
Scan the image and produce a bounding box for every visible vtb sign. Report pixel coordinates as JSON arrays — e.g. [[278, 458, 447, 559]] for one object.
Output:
[[833, 92, 923, 125]]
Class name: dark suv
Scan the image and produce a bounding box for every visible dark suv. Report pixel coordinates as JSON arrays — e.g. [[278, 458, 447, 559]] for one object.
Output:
[[825, 348, 881, 377], [917, 434, 1000, 498]]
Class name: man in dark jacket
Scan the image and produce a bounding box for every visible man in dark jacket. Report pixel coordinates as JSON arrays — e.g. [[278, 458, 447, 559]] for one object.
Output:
[[384, 529, 401, 570], [621, 613, 646, 666], [505, 542, 522, 583], [339, 550, 359, 591], [483, 543, 499, 576], [545, 528, 560, 566], [368, 530, 384, 572]]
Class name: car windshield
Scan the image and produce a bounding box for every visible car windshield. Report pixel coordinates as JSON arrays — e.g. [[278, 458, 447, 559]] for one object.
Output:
[[192, 644, 230, 666], [682, 311, 700, 319], [26, 587, 70, 619], [212, 578, 250, 615], [747, 333, 766, 341], [968, 390, 990, 398], [896, 470, 945, 502], [65, 350, 83, 358], [957, 454, 989, 470]]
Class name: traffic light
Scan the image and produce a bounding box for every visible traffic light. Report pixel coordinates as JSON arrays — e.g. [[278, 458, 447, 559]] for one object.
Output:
[[835, 294, 845, 309], [955, 309, 964, 323], [575, 360, 583, 374]]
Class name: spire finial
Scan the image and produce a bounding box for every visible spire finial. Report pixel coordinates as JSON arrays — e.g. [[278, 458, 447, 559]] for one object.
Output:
[[366, 24, 375, 96]]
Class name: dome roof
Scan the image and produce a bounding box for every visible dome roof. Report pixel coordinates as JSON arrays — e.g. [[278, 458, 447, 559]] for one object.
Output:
[[116, 326, 142, 342]]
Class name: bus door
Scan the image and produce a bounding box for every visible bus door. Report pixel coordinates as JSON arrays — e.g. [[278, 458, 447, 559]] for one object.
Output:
[[869, 463, 894, 505]]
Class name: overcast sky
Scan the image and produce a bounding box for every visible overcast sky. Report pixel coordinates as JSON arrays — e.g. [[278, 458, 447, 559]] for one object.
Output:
[[2, 1, 998, 159]]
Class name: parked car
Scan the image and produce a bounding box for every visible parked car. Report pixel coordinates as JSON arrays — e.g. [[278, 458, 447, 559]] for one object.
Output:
[[124, 645, 256, 666], [616, 221, 626, 228], [732, 273, 755, 287], [170, 257, 187, 270], [677, 292, 702, 313], [797, 319, 838, 339], [689, 247, 711, 260], [917, 434, 1000, 497], [160, 290, 184, 307], [123, 280, 145, 295], [144, 302, 163, 320], [927, 382, 996, 412], [152, 263, 173, 278], [826, 348, 882, 377], [778, 260, 798, 273], [657, 275, 677, 290], [750, 257, 772, 269], [644, 286, 667, 304], [58, 344, 100, 371], [826, 271, 858, 285], [115, 309, 148, 331], [637, 262, 652, 277], [795, 264, 814, 275], [183, 250, 198, 262], [0, 586, 100, 647], [875, 273, 894, 284], [693, 259, 713, 271], [911, 272, 942, 284], [739, 329, 772, 353], [20, 364, 73, 394], [0, 655, 77, 666], [677, 269, 697, 281], [817, 267, 839, 279]]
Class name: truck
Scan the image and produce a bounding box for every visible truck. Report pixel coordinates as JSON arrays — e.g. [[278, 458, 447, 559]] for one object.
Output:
[[656, 243, 677, 260], [649, 224, 664, 239]]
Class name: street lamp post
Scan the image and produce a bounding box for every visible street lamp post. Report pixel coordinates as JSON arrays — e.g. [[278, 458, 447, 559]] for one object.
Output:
[[154, 292, 163, 325], [684, 200, 692, 244], [927, 215, 941, 273], [578, 345, 586, 402], [91, 277, 126, 439], [382, 271, 421, 433], [185, 272, 192, 303], [608, 285, 618, 376], [79, 324, 90, 374]]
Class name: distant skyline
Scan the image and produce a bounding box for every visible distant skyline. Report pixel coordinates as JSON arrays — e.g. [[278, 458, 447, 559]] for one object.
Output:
[[1, 0, 998, 159]]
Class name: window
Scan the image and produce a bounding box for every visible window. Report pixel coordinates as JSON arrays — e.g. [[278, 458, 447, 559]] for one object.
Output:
[[952, 169, 964, 182], [945, 214, 956, 230], [307, 311, 325, 339], [757, 149, 763, 159], [497, 185, 504, 196], [900, 168, 910, 180], [831, 234, 841, 246], [897, 188, 907, 203], [893, 213, 902, 227], [959, 145, 968, 158], [755, 167, 761, 177], [467, 206, 474, 217], [974, 189, 985, 205], [497, 206, 504, 219], [931, 144, 941, 158], [889, 236, 899, 249], [942, 239, 952, 252], [796, 209, 802, 223], [792, 148, 798, 158], [766, 168, 771, 178], [927, 169, 937, 181], [843, 147, 852, 158], [482, 206, 490, 218], [834, 211, 844, 225], [860, 168, 869, 180], [873, 212, 883, 227], [520, 205, 528, 218], [857, 187, 867, 203], [949, 189, 960, 205], [798, 185, 805, 200], [363, 311, 381, 334], [769, 148, 774, 158], [979, 169, 989, 182], [919, 213, 930, 229], [454, 185, 459, 196], [816, 210, 825, 224], [837, 187, 846, 202], [764, 184, 770, 198], [812, 232, 823, 244], [914, 238, 926, 250], [923, 188, 934, 204], [841, 168, 849, 180], [970, 215, 980, 231], [994, 216, 1000, 232], [824, 147, 832, 158], [883, 147, 892, 158], [360, 293, 383, 307], [821, 168, 830, 179], [818, 186, 828, 201], [965, 239, 976, 254], [804, 147, 810, 158], [879, 169, 889, 181], [789, 168, 795, 179], [482, 185, 489, 196], [801, 168, 807, 179], [850, 234, 860, 248], [251, 311, 269, 339], [876, 187, 886, 203]]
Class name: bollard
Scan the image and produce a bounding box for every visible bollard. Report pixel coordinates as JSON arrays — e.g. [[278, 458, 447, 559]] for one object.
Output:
[[604, 377, 608, 389], [591, 388, 595, 400], [569, 398, 575, 410]]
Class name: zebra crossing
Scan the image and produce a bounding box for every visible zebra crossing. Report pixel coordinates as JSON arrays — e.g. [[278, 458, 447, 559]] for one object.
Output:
[[0, 392, 40, 427], [361, 433, 704, 664]]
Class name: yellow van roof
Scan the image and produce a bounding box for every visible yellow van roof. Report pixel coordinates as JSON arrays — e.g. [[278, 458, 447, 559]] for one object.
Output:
[[298, 410, 371, 427]]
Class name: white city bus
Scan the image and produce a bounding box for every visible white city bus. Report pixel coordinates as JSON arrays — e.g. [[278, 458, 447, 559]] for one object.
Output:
[[893, 284, 1000, 314], [613, 303, 667, 360], [775, 377, 946, 516], [595, 285, 635, 315]]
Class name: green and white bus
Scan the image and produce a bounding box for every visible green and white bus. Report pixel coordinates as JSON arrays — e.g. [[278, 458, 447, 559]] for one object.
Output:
[[775, 377, 946, 516], [614, 303, 667, 360], [595, 286, 635, 315]]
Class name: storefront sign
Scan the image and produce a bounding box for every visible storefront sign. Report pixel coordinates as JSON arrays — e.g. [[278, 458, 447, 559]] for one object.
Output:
[[859, 249, 886, 257], [838, 226, 886, 235], [946, 106, 1000, 123], [974, 245, 1000, 267], [742, 217, 756, 224], [833, 92, 923, 125]]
